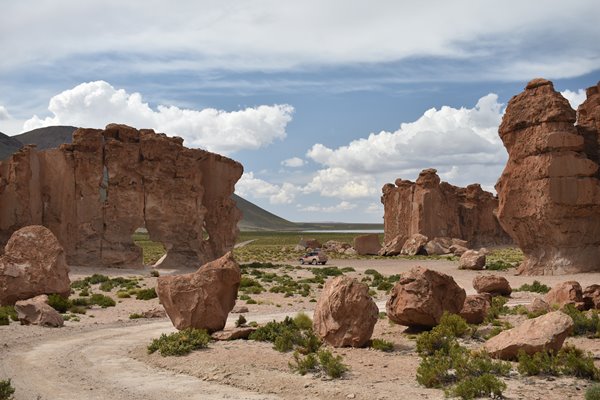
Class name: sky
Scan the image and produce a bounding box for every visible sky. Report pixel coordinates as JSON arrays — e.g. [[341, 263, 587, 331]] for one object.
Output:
[[1, 1, 599, 223]]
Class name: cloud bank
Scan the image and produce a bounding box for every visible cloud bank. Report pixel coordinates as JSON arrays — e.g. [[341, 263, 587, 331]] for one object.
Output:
[[23, 81, 293, 154]]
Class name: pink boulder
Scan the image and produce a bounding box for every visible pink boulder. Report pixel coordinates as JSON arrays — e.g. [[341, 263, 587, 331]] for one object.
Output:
[[353, 234, 382, 256], [15, 294, 64, 327], [458, 250, 486, 270], [460, 294, 491, 324], [545, 281, 585, 310], [473, 275, 512, 297], [400, 234, 428, 256]]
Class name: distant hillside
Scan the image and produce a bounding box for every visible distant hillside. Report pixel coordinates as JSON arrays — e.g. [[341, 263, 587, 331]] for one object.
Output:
[[0, 125, 382, 232], [0, 131, 23, 160], [13, 125, 77, 150]]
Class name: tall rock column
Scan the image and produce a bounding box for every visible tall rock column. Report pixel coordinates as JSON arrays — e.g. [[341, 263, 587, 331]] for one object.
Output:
[[496, 79, 600, 275]]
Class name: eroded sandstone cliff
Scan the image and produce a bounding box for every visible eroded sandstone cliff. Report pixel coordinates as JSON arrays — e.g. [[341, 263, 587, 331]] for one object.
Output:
[[0, 124, 242, 268]]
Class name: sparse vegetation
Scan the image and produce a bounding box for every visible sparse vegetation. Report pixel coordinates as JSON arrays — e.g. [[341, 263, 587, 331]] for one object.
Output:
[[0, 306, 17, 326], [587, 384, 600, 400], [135, 288, 157, 300], [561, 304, 600, 336], [517, 345, 600, 380], [514, 280, 551, 294], [484, 296, 510, 323], [150, 270, 160, 277], [0, 379, 15, 400], [371, 338, 394, 352], [129, 313, 144, 319], [132, 232, 167, 265], [235, 315, 247, 327], [485, 247, 523, 270], [147, 328, 211, 356], [47, 294, 71, 313]]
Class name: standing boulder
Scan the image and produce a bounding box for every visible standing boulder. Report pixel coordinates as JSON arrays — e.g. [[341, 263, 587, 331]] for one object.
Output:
[[484, 311, 573, 360], [0, 225, 70, 306], [473, 275, 512, 297], [14, 295, 64, 327], [583, 284, 600, 310], [400, 234, 428, 256], [458, 250, 486, 270], [157, 252, 241, 332], [545, 281, 585, 310], [353, 234, 381, 256], [526, 297, 551, 315], [313, 276, 378, 347], [379, 235, 406, 256], [386, 267, 466, 327], [460, 294, 491, 324]]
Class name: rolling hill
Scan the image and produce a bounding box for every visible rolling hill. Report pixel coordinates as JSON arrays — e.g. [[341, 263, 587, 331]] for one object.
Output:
[[0, 125, 382, 231]]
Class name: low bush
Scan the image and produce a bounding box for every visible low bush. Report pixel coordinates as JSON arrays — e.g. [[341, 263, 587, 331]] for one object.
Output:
[[318, 349, 348, 378], [446, 374, 506, 400], [518, 345, 600, 380], [562, 304, 600, 336], [150, 270, 160, 277], [293, 312, 313, 330], [136, 288, 157, 300], [0, 306, 17, 326], [514, 280, 551, 294], [485, 260, 514, 271], [89, 294, 116, 308], [147, 328, 211, 356], [129, 313, 144, 319], [235, 315, 247, 327], [485, 296, 510, 323], [587, 384, 600, 400], [47, 294, 71, 313], [239, 277, 265, 294], [0, 379, 15, 400], [371, 338, 394, 352]]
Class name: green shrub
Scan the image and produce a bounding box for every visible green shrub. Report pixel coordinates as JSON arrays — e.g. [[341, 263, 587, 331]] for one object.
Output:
[[514, 280, 551, 294], [0, 306, 17, 326], [69, 306, 87, 314], [47, 293, 72, 313], [79, 288, 90, 297], [586, 384, 600, 400], [150, 270, 160, 277], [371, 338, 394, 352], [89, 293, 116, 308], [289, 351, 319, 375], [136, 288, 157, 300], [485, 296, 510, 322], [116, 291, 131, 298], [485, 260, 514, 271], [240, 277, 264, 294], [364, 269, 381, 276], [416, 313, 470, 356], [246, 298, 257, 304], [293, 312, 313, 330], [239, 294, 251, 301], [147, 328, 211, 356], [0, 379, 15, 400], [318, 349, 348, 378], [129, 313, 144, 319], [446, 374, 506, 400], [235, 315, 247, 327], [518, 345, 600, 380], [562, 304, 600, 336]]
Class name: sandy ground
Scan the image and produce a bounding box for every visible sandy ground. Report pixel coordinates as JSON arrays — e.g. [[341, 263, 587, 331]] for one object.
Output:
[[1, 256, 599, 399]]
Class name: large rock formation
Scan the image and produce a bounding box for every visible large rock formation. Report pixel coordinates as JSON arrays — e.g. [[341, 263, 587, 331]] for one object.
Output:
[[353, 234, 381, 255], [496, 79, 600, 274], [0, 225, 70, 305], [381, 169, 510, 251], [313, 276, 379, 347], [0, 124, 243, 268], [156, 252, 241, 332]]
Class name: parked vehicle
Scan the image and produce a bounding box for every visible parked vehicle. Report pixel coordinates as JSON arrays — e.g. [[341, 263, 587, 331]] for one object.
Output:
[[299, 250, 328, 265]]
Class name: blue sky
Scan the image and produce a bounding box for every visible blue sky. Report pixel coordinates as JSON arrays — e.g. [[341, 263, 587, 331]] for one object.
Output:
[[1, 1, 599, 223]]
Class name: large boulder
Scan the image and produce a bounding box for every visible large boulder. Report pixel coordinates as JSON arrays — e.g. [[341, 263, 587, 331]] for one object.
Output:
[[313, 276, 378, 347], [484, 311, 573, 360], [545, 281, 585, 310], [323, 240, 351, 254], [157, 252, 241, 332], [400, 234, 428, 256], [583, 284, 600, 310], [424, 237, 453, 255], [473, 275, 512, 297], [458, 250, 486, 270], [496, 79, 600, 274], [353, 234, 381, 256], [459, 294, 491, 324], [0, 225, 70, 306], [386, 267, 466, 327], [379, 235, 406, 256], [14, 295, 64, 327]]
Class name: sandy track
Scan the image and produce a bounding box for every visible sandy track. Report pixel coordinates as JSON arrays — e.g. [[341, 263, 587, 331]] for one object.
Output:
[[2, 320, 280, 400]]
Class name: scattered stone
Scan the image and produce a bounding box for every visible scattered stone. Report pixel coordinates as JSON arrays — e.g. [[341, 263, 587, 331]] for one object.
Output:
[[484, 311, 574, 360], [353, 234, 382, 256], [299, 238, 321, 250], [378, 235, 405, 256], [424, 237, 453, 255], [458, 250, 486, 270], [231, 305, 249, 314], [496, 79, 600, 274], [545, 281, 585, 310], [211, 327, 256, 341], [400, 234, 429, 256], [14, 295, 64, 327], [460, 294, 491, 324], [526, 298, 551, 315], [344, 248, 357, 256], [141, 308, 167, 318], [323, 240, 351, 254], [386, 267, 466, 327], [450, 244, 469, 256], [473, 275, 512, 296], [583, 284, 600, 310], [0, 225, 70, 305], [313, 276, 379, 347], [157, 252, 241, 332]]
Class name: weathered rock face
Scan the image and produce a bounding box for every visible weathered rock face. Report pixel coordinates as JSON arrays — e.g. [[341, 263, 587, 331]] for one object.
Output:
[[14, 294, 64, 327], [458, 250, 486, 270], [0, 225, 70, 305], [496, 79, 600, 275], [323, 240, 351, 254], [484, 311, 573, 360], [381, 169, 511, 251], [386, 267, 466, 327], [353, 234, 381, 256], [0, 124, 243, 268], [583, 284, 600, 310], [526, 298, 551, 315], [400, 233, 429, 256], [472, 275, 512, 297], [156, 252, 241, 332], [460, 294, 491, 324], [545, 281, 585, 310], [313, 276, 379, 347]]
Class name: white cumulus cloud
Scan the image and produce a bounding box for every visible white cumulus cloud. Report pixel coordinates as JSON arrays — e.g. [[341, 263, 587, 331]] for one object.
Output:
[[561, 88, 586, 110], [281, 157, 305, 168], [23, 81, 294, 154], [299, 201, 357, 213], [0, 106, 11, 120], [235, 172, 297, 205]]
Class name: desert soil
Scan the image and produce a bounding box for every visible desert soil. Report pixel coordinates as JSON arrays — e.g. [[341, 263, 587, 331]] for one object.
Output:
[[1, 257, 598, 400]]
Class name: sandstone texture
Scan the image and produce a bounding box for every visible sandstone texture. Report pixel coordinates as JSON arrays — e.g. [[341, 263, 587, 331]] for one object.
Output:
[[459, 294, 491, 324], [381, 169, 510, 252], [0, 225, 70, 305], [496, 79, 600, 274], [400, 234, 428, 256], [156, 252, 241, 332], [211, 327, 256, 341], [526, 298, 551, 315], [0, 124, 243, 268], [313, 276, 378, 347], [458, 250, 486, 270], [583, 284, 600, 310], [323, 240, 351, 254], [14, 295, 64, 327], [386, 267, 466, 327], [472, 275, 512, 297], [544, 281, 585, 310], [353, 234, 381, 256], [484, 311, 573, 360]]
